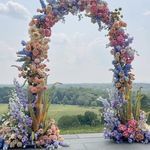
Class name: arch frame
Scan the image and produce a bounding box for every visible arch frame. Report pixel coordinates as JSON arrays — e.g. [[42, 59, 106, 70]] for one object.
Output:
[[0, 0, 150, 149]]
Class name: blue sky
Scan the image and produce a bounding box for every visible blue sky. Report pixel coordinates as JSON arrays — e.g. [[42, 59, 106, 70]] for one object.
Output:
[[0, 0, 150, 84]]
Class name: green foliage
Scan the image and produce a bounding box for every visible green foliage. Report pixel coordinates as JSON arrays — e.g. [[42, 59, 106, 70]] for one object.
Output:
[[52, 87, 105, 107], [77, 115, 86, 125], [0, 87, 14, 103], [0, 84, 150, 111], [61, 125, 104, 135], [84, 111, 99, 126], [141, 94, 150, 111], [58, 115, 80, 129], [58, 111, 101, 129]]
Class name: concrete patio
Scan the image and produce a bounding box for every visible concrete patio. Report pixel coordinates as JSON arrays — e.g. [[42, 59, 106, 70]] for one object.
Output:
[[61, 133, 150, 150]]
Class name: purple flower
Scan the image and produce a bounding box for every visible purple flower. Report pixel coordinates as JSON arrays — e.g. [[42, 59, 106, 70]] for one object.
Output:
[[145, 132, 150, 142], [128, 138, 133, 144]]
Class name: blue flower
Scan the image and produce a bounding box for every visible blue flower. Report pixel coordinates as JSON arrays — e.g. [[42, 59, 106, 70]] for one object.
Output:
[[46, 0, 56, 5], [0, 138, 4, 149], [17, 48, 32, 57], [128, 138, 133, 144], [115, 45, 122, 52], [40, 0, 46, 9], [21, 40, 27, 46]]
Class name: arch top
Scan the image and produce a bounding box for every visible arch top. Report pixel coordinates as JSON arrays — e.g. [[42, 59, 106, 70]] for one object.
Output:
[[22, 0, 135, 96]]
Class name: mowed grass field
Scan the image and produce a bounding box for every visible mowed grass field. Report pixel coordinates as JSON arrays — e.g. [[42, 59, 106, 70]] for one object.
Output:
[[0, 104, 8, 114], [0, 104, 100, 122]]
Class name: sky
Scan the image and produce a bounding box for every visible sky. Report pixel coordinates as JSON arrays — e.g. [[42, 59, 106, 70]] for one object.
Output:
[[0, 0, 150, 84]]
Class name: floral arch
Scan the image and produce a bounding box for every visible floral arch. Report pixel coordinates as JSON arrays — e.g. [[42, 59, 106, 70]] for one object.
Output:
[[0, 0, 150, 149]]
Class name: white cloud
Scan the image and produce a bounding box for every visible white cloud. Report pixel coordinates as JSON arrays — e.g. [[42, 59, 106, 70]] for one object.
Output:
[[0, 41, 16, 61], [0, 0, 31, 20], [0, 41, 19, 84], [143, 10, 150, 16], [51, 32, 105, 64], [47, 32, 113, 83]]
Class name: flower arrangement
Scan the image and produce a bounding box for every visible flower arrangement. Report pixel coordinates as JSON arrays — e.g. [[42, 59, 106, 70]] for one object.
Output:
[[0, 0, 149, 149], [99, 89, 150, 144], [0, 80, 68, 149]]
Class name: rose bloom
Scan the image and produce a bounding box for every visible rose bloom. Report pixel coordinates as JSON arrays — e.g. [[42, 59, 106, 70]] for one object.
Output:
[[90, 5, 97, 15], [128, 119, 137, 128], [29, 86, 38, 93], [39, 139, 45, 145], [34, 58, 41, 64], [32, 49, 39, 56], [118, 124, 127, 132], [127, 127, 134, 134], [43, 135, 49, 141], [34, 77, 44, 83], [50, 135, 57, 141], [123, 131, 129, 138], [44, 29, 51, 37]]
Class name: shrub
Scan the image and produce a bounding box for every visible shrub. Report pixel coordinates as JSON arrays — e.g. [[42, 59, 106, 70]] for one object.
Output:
[[77, 114, 86, 125], [58, 115, 80, 129], [58, 111, 101, 129], [84, 111, 98, 126]]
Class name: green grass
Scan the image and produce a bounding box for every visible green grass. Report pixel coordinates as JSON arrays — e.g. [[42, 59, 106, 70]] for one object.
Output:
[[0, 104, 100, 121], [0, 104, 8, 114], [61, 125, 104, 134], [47, 104, 100, 122]]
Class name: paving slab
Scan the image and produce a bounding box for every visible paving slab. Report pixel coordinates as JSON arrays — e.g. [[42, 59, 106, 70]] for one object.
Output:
[[61, 133, 150, 150]]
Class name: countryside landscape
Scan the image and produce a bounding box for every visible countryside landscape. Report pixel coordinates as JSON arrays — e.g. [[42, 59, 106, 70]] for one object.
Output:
[[0, 83, 150, 134]]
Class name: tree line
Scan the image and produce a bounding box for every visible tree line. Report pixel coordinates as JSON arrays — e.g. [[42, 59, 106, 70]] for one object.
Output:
[[0, 86, 150, 109]]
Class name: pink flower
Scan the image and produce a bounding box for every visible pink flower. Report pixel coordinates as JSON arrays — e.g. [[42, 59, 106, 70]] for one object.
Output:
[[110, 39, 117, 46], [128, 119, 137, 128], [34, 58, 41, 64], [123, 131, 129, 138], [117, 35, 125, 44], [118, 124, 127, 132], [29, 86, 38, 93], [90, 4, 97, 15], [41, 28, 51, 37], [32, 49, 39, 56], [127, 127, 134, 134], [44, 29, 51, 37]]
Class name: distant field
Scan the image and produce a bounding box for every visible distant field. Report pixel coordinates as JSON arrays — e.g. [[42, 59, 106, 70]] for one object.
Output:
[[0, 104, 100, 122], [0, 104, 8, 114]]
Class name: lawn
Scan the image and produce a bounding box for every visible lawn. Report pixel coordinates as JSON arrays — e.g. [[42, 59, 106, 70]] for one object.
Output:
[[0, 104, 103, 134], [0, 104, 100, 121], [61, 125, 104, 134], [0, 104, 8, 114]]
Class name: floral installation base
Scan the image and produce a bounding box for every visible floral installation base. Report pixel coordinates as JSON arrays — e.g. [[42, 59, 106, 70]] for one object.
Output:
[[100, 89, 150, 144], [0, 80, 69, 150]]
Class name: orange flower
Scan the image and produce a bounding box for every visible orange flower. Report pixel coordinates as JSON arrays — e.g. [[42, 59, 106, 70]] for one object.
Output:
[[135, 132, 144, 142]]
